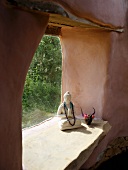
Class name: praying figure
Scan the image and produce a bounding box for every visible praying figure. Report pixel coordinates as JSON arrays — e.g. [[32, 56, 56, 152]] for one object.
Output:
[[57, 91, 82, 130]]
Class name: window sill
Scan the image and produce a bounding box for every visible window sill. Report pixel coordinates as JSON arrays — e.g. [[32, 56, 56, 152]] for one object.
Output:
[[22, 118, 111, 170]]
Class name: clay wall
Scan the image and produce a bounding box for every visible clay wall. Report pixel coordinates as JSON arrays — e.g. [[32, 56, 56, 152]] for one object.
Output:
[[53, 0, 125, 27], [60, 28, 110, 117], [83, 13, 128, 170], [0, 1, 49, 169], [59, 0, 128, 168]]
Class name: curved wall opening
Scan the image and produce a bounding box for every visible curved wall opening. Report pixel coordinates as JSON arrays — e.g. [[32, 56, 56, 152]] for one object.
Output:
[[21, 2, 112, 170]]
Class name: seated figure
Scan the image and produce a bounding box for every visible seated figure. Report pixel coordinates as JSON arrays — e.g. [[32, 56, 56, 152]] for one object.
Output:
[[57, 91, 82, 130]]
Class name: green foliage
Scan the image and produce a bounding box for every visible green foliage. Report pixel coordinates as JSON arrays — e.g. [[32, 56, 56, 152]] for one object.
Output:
[[22, 35, 62, 115]]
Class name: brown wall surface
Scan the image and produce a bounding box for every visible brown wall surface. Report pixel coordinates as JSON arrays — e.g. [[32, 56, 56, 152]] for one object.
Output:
[[0, 2, 49, 170], [52, 0, 126, 27]]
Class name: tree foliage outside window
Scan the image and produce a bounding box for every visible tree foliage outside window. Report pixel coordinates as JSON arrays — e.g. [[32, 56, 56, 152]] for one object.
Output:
[[22, 35, 62, 116]]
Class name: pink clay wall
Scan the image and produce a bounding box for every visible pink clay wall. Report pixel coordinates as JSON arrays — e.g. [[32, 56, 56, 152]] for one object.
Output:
[[56, 0, 128, 168], [60, 10, 128, 170], [0, 1, 49, 169], [60, 28, 110, 116]]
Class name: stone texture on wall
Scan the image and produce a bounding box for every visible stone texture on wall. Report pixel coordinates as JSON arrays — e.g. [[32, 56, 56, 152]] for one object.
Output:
[[89, 136, 128, 170]]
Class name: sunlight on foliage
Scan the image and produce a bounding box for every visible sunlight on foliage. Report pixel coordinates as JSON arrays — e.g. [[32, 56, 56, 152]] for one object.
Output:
[[22, 35, 62, 128]]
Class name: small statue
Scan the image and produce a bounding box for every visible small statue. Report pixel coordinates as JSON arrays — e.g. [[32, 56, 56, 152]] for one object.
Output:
[[81, 108, 95, 125], [57, 91, 82, 130]]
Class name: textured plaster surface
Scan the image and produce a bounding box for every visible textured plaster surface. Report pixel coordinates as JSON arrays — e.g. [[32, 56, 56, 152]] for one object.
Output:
[[22, 118, 111, 170]]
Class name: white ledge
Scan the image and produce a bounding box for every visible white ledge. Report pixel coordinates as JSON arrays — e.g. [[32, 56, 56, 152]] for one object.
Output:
[[22, 118, 111, 170]]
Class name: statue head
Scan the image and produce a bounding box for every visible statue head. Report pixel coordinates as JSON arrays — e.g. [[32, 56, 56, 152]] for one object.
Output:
[[63, 91, 71, 104]]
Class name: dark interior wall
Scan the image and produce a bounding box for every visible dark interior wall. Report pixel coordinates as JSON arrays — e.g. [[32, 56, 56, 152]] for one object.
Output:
[[0, 2, 49, 169], [95, 151, 128, 170]]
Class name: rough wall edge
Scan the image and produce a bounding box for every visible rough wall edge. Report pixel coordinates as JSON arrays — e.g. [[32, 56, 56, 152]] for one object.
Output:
[[5, 0, 124, 33]]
